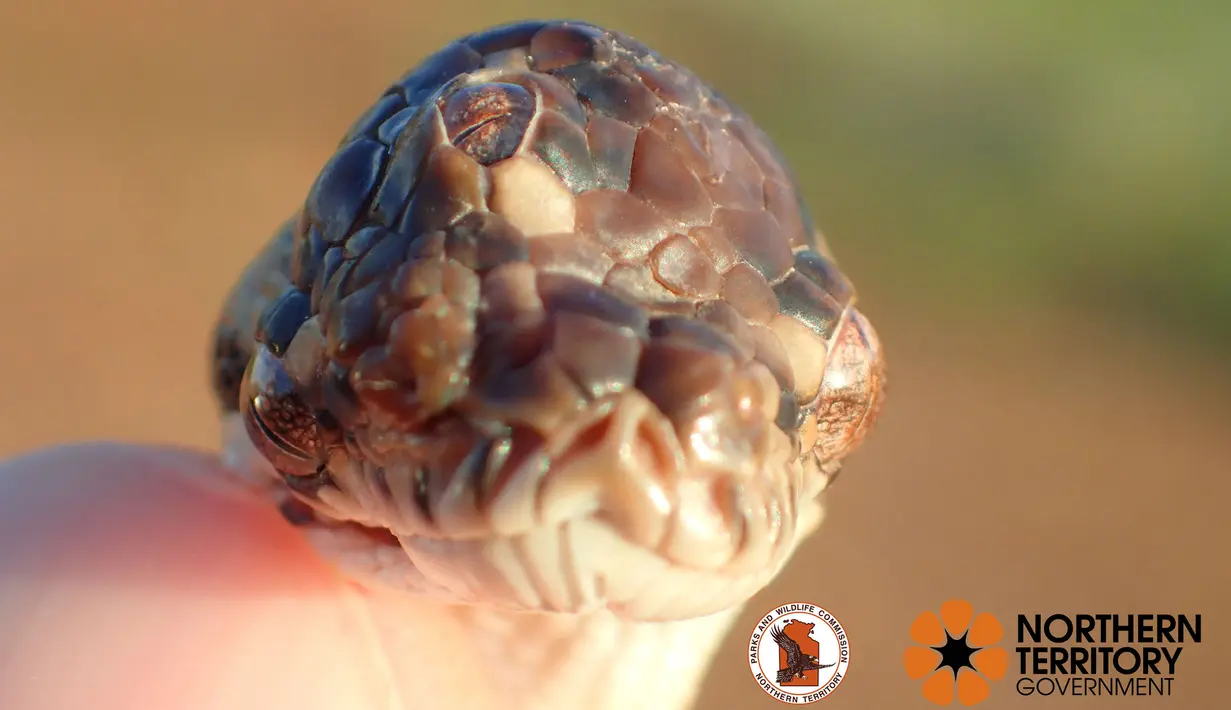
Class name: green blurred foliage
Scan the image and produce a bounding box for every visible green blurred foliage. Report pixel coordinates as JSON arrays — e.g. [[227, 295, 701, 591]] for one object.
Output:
[[741, 0, 1231, 349]]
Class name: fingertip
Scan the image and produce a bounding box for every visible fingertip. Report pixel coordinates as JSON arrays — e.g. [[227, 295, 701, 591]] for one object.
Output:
[[0, 441, 332, 587], [0, 442, 387, 709]]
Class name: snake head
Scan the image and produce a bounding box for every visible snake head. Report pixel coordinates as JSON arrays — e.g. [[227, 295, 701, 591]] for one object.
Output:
[[212, 20, 885, 621]]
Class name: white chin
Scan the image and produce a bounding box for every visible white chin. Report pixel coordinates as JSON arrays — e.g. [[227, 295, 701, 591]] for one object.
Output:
[[301, 507, 822, 621]]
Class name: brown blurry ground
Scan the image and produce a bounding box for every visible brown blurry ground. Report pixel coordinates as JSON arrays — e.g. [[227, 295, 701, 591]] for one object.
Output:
[[0, 2, 1227, 708]]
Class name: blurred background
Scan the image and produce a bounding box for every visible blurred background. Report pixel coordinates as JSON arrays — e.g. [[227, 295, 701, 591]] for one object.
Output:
[[0, 0, 1227, 707]]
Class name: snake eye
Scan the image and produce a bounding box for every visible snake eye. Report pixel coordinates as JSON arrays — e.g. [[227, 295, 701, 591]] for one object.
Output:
[[240, 346, 323, 477], [813, 309, 886, 464]]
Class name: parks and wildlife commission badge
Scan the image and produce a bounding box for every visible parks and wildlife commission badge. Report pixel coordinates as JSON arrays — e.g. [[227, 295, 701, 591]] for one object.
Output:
[[748, 602, 850, 703]]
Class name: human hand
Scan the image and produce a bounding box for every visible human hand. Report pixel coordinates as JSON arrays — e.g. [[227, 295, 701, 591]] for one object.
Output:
[[0, 443, 392, 710]]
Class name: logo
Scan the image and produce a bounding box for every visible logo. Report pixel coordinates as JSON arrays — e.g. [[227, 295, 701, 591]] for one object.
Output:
[[904, 601, 1202, 703], [748, 602, 850, 704], [903, 599, 1008, 706], [1014, 612, 1200, 699]]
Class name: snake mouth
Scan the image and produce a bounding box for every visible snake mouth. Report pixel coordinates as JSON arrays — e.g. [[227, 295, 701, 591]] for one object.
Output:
[[284, 387, 804, 617], [225, 355, 818, 620]]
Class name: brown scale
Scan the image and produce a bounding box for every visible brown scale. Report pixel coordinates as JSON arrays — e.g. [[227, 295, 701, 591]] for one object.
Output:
[[604, 262, 681, 305], [214, 20, 882, 520], [648, 234, 723, 299], [527, 110, 597, 194]]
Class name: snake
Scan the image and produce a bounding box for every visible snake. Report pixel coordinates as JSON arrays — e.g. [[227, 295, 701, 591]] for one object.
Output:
[[210, 19, 885, 710]]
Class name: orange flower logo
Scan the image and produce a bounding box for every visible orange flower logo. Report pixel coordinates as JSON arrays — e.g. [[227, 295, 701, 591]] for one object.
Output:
[[903, 600, 1008, 706]]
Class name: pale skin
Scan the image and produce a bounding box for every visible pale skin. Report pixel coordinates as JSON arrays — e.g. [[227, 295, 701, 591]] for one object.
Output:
[[0, 442, 391, 710]]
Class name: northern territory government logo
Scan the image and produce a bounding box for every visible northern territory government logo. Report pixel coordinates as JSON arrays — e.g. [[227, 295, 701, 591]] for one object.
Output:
[[748, 602, 850, 704], [904, 599, 1203, 705]]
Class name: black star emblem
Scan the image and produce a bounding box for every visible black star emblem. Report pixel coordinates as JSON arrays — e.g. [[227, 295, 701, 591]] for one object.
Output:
[[932, 631, 979, 678]]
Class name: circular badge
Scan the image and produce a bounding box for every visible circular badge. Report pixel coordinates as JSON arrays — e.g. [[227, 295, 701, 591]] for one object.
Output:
[[748, 602, 850, 704]]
